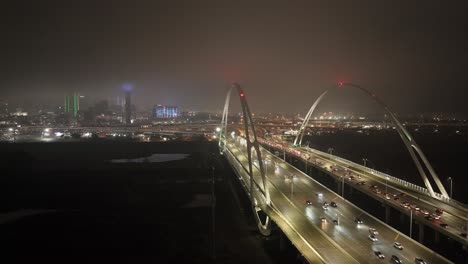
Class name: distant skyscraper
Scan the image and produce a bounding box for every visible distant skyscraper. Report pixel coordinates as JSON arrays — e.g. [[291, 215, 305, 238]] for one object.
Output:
[[0, 100, 8, 115], [64, 93, 80, 117], [125, 91, 132, 124], [153, 105, 179, 118]]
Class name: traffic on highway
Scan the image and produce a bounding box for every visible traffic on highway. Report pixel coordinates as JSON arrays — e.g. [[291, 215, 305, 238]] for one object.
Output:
[[225, 137, 452, 263]]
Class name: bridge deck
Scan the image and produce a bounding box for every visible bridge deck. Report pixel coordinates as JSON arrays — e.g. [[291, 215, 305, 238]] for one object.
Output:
[[225, 137, 452, 264]]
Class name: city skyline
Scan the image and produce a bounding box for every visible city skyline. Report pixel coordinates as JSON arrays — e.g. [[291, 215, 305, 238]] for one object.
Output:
[[1, 1, 467, 115]]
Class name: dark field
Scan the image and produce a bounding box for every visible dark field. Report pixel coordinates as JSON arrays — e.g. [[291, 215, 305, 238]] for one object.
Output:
[[0, 141, 293, 264]]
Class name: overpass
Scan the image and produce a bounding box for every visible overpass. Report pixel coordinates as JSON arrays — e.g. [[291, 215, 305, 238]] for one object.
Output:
[[219, 83, 453, 264]]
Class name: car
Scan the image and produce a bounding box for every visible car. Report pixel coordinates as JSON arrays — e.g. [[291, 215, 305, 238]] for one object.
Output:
[[440, 223, 448, 228], [368, 235, 378, 242], [414, 206, 420, 211], [391, 255, 403, 264], [420, 209, 429, 215], [385, 194, 391, 200], [323, 205, 328, 210], [394, 197, 400, 201], [460, 233, 467, 238], [354, 218, 363, 224], [323, 202, 329, 206], [424, 215, 433, 221], [333, 219, 339, 225], [435, 208, 444, 215], [320, 217, 327, 223], [330, 201, 337, 207], [374, 251, 385, 259], [369, 228, 379, 235], [431, 213, 440, 220], [376, 189, 382, 194], [306, 200, 313, 205], [394, 241, 403, 250], [414, 257, 427, 264], [316, 192, 323, 197], [370, 185, 378, 189], [356, 181, 366, 185]]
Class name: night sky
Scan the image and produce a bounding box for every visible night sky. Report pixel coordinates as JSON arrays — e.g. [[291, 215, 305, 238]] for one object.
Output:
[[1, 1, 467, 115]]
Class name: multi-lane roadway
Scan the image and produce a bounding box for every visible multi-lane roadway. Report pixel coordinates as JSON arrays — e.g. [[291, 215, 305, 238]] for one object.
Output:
[[224, 137, 452, 263], [260, 138, 468, 246]]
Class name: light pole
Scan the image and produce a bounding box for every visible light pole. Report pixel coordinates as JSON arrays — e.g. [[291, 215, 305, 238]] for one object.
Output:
[[9, 128, 16, 143], [385, 176, 389, 193], [447, 177, 453, 198], [409, 208, 413, 238], [342, 175, 345, 200], [362, 158, 368, 167], [290, 176, 294, 199], [328, 147, 334, 156], [305, 157, 311, 174]]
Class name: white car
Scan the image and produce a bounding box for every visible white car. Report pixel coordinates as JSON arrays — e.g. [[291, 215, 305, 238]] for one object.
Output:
[[394, 241, 403, 250], [369, 228, 379, 235], [368, 235, 378, 242]]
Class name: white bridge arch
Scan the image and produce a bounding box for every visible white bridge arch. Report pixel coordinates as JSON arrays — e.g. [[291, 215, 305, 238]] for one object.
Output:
[[219, 83, 271, 235], [294, 82, 449, 199]]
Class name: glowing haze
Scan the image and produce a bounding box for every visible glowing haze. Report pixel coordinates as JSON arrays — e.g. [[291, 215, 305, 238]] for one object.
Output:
[[1, 1, 467, 115]]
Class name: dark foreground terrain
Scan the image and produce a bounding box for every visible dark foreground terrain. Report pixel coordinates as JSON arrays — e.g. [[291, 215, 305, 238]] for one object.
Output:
[[0, 141, 297, 264]]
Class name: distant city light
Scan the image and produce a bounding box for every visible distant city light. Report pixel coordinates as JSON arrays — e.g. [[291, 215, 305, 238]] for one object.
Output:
[[122, 83, 133, 92]]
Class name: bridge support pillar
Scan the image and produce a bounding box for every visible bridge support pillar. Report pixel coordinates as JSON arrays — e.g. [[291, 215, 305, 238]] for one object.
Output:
[[399, 212, 405, 224], [384, 204, 391, 224], [434, 230, 440, 244], [336, 179, 341, 194], [418, 222, 425, 243]]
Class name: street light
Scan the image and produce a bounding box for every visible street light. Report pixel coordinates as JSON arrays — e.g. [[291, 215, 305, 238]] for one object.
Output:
[[447, 177, 453, 198], [409, 208, 413, 238], [385, 176, 389, 193], [305, 156, 311, 175], [362, 158, 368, 167], [328, 147, 334, 155], [290, 175, 294, 199], [8, 128, 16, 143]]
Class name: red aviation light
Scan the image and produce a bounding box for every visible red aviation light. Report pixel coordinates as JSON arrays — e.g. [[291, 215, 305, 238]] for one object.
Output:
[[240, 93, 245, 97], [338, 81, 344, 87]]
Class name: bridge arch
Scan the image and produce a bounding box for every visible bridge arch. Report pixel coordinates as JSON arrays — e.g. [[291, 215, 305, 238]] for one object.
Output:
[[219, 83, 271, 235], [294, 82, 449, 199]]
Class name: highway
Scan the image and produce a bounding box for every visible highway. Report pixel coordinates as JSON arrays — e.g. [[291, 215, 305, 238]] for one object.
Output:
[[260, 138, 468, 246], [225, 136, 452, 264]]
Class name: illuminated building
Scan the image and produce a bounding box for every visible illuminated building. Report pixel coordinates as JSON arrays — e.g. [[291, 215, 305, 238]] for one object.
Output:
[[153, 105, 179, 118], [64, 93, 80, 118]]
